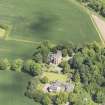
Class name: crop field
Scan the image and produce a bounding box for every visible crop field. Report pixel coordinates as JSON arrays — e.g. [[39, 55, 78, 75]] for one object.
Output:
[[0, 0, 100, 42], [0, 0, 101, 59], [0, 71, 40, 105]]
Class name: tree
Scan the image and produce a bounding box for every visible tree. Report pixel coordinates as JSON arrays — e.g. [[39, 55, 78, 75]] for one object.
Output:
[[55, 42, 74, 57], [68, 48, 74, 57], [24, 59, 34, 73], [101, 7, 105, 17], [93, 89, 105, 104], [41, 94, 51, 105], [0, 58, 11, 70], [54, 92, 68, 105], [40, 76, 49, 84], [32, 63, 42, 76], [83, 57, 92, 67], [25, 76, 40, 98], [11, 59, 23, 72], [63, 42, 74, 56], [74, 71, 80, 83], [60, 61, 70, 74], [70, 53, 83, 69], [33, 90, 44, 102], [37, 41, 50, 63], [41, 45, 49, 63], [62, 49, 68, 57], [92, 41, 100, 53], [24, 60, 42, 76], [33, 52, 43, 63]]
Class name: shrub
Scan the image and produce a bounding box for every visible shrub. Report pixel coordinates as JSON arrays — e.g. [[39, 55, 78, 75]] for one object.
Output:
[[40, 76, 48, 84]]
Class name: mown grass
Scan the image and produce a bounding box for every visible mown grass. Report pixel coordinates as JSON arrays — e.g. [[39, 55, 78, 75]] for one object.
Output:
[[0, 71, 40, 105], [0, 0, 100, 43], [43, 72, 67, 82]]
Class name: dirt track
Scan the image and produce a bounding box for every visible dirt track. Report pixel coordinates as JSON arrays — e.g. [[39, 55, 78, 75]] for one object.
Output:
[[92, 15, 105, 43]]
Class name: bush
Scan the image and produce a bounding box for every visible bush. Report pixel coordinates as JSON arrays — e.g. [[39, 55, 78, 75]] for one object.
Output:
[[0, 58, 11, 70], [41, 94, 51, 105], [11, 59, 23, 72], [77, 0, 105, 18], [40, 76, 48, 84]]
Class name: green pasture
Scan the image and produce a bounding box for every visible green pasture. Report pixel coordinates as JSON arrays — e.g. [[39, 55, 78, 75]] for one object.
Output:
[[0, 71, 40, 105]]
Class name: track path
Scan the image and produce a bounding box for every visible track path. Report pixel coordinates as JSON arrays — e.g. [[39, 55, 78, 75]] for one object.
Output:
[[6, 37, 40, 44]]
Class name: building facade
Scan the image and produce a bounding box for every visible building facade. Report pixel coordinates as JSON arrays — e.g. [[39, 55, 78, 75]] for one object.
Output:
[[48, 50, 62, 65]]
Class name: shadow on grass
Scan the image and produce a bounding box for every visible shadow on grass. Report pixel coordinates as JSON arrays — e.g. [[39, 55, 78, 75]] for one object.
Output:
[[30, 12, 58, 38]]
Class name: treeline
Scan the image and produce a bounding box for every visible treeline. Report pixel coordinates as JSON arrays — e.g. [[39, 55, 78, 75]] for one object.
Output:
[[77, 0, 105, 17], [0, 58, 42, 76]]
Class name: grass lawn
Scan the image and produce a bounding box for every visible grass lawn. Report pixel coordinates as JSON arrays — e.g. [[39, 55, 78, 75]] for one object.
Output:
[[43, 72, 67, 82], [0, 0, 100, 44], [0, 71, 40, 105]]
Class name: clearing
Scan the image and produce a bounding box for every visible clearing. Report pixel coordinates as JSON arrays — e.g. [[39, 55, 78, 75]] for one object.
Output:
[[43, 72, 67, 82]]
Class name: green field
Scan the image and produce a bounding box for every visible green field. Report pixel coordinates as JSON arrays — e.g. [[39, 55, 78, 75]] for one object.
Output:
[[0, 0, 100, 59], [0, 40, 37, 59], [0, 0, 100, 42], [0, 71, 40, 105]]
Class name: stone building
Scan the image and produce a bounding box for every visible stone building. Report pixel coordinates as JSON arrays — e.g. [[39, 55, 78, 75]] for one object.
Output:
[[48, 50, 62, 65]]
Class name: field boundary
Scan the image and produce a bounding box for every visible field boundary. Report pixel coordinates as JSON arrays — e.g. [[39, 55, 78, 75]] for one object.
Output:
[[1, 0, 102, 46], [6, 37, 40, 44], [90, 15, 105, 45]]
